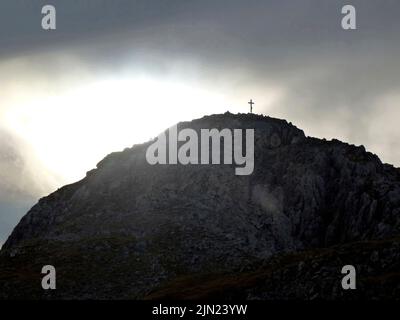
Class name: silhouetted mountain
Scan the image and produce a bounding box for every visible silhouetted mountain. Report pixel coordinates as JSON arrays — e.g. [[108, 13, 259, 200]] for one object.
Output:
[[1, 113, 399, 299]]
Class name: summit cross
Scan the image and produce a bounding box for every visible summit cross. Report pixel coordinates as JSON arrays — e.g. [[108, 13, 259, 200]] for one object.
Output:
[[248, 99, 254, 113]]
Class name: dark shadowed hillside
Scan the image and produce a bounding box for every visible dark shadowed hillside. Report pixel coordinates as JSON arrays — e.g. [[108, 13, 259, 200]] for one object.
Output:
[[1, 113, 399, 299]]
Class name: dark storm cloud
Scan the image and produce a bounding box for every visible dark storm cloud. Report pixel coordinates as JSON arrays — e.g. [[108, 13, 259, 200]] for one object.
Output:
[[2, 0, 399, 111], [2, 0, 399, 98], [0, 1, 394, 61]]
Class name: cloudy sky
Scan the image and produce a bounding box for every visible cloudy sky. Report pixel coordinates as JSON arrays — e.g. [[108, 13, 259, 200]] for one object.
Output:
[[0, 0, 399, 245]]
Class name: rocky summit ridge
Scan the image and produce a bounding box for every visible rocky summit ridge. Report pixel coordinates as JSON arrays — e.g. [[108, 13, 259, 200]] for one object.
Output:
[[1, 113, 399, 299]]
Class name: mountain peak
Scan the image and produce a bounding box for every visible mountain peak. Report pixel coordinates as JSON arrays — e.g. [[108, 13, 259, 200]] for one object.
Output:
[[1, 113, 399, 299]]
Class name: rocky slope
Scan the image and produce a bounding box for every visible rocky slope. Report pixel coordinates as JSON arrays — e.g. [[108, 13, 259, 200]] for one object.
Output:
[[0, 113, 399, 299]]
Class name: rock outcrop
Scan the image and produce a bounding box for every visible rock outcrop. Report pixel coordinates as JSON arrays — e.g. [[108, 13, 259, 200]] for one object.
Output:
[[0, 113, 399, 299]]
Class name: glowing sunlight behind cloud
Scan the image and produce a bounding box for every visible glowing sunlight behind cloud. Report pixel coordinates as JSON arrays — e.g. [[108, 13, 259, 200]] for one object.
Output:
[[3, 75, 231, 185]]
